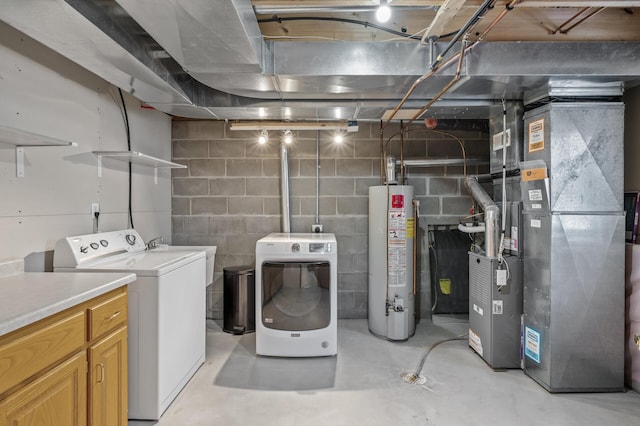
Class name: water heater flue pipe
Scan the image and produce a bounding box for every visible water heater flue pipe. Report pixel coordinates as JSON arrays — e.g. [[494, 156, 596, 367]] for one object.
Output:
[[464, 176, 500, 258]]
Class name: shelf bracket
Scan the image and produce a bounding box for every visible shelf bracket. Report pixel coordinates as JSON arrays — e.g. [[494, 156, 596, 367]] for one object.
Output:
[[16, 147, 24, 178], [97, 154, 103, 178]]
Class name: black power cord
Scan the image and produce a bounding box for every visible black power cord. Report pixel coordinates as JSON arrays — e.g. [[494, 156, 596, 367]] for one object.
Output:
[[258, 16, 460, 41], [118, 88, 134, 230]]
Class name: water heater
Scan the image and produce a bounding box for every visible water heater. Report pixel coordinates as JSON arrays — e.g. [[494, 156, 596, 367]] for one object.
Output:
[[368, 185, 415, 340]]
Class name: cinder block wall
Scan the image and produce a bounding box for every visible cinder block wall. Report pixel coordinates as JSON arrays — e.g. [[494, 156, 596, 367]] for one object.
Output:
[[171, 121, 489, 320]]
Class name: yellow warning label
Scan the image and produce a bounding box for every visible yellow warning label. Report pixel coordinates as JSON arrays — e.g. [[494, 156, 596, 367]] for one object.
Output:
[[521, 167, 547, 182], [528, 118, 545, 152], [406, 218, 415, 238], [439, 278, 451, 295]]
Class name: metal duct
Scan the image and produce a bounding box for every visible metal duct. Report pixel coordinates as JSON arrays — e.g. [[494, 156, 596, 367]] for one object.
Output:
[[280, 141, 291, 233], [2, 1, 640, 121], [465, 176, 500, 258]]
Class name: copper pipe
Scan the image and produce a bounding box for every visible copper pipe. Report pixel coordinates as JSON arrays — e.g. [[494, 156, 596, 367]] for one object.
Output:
[[379, 120, 385, 184], [380, 51, 463, 133], [400, 120, 405, 184], [550, 7, 590, 34], [477, 0, 519, 40], [401, 40, 468, 130], [382, 0, 518, 131], [561, 7, 605, 34], [413, 199, 419, 297]]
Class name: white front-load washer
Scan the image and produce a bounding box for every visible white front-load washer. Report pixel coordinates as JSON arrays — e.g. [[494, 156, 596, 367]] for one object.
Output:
[[54, 229, 206, 420], [255, 233, 337, 357]]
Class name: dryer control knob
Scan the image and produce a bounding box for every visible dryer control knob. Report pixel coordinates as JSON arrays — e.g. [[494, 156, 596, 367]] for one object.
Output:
[[125, 234, 137, 245], [291, 243, 300, 252], [90, 243, 99, 250]]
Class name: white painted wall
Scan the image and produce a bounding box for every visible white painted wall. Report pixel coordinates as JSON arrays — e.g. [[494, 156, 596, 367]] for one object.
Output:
[[0, 21, 172, 271]]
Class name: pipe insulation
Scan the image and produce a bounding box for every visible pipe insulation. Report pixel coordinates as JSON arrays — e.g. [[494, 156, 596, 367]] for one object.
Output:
[[281, 141, 291, 233], [464, 176, 500, 258]]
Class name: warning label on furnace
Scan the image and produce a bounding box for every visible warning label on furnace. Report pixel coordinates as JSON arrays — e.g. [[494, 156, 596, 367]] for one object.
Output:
[[528, 118, 545, 152], [525, 326, 541, 363]]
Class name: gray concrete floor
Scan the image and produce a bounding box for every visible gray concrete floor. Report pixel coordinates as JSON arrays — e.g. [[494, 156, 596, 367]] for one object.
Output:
[[130, 317, 640, 426]]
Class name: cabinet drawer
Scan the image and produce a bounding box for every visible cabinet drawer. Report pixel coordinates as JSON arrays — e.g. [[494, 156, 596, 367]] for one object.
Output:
[[0, 312, 85, 396], [88, 292, 127, 341]]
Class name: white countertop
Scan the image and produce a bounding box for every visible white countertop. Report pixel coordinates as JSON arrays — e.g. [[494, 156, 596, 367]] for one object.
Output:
[[0, 272, 136, 336]]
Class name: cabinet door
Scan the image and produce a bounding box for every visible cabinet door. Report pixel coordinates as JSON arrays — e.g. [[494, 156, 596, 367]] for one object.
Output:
[[0, 351, 87, 426], [89, 326, 127, 426]]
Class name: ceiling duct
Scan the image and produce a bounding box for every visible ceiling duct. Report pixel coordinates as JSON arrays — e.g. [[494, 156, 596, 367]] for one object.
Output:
[[1, 1, 640, 121]]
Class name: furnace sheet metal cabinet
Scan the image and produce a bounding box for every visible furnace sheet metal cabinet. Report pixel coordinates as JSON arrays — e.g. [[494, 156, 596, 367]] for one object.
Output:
[[522, 102, 625, 392], [468, 253, 522, 369]]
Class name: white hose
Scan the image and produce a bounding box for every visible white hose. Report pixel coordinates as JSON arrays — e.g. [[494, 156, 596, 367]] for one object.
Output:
[[458, 223, 486, 233]]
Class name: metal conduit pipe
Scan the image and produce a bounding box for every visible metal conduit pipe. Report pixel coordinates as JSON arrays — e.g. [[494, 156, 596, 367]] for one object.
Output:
[[465, 176, 500, 258], [281, 141, 291, 233]]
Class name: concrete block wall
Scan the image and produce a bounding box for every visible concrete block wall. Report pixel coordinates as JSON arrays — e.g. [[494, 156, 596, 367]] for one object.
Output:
[[171, 121, 489, 320]]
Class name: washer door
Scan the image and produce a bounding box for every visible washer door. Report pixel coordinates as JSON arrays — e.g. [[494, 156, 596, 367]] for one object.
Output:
[[261, 261, 331, 331]]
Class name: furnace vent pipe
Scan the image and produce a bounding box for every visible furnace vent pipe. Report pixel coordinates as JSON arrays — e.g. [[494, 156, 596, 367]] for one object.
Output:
[[464, 176, 499, 258], [281, 141, 291, 233]]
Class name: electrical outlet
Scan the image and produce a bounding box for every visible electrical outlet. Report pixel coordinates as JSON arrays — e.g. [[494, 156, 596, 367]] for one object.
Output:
[[312, 224, 323, 233], [91, 203, 100, 215]]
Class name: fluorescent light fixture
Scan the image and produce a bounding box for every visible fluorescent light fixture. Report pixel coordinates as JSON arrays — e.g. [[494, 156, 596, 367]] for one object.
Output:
[[283, 130, 293, 144], [258, 129, 268, 144], [229, 121, 352, 131]]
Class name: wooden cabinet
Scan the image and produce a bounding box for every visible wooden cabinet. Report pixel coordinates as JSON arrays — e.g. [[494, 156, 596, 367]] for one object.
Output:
[[0, 351, 87, 426], [86, 289, 128, 425], [0, 287, 128, 425]]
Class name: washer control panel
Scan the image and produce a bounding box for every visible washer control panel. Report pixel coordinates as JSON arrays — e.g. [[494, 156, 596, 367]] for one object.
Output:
[[54, 229, 147, 267]]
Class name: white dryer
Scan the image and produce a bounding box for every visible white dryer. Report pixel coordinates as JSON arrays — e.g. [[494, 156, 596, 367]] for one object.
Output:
[[54, 229, 206, 420], [255, 233, 337, 357]]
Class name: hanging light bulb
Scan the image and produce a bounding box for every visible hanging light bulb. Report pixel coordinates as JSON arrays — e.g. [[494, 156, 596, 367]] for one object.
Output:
[[258, 129, 268, 144], [334, 133, 344, 144], [376, 0, 392, 23], [283, 130, 293, 144]]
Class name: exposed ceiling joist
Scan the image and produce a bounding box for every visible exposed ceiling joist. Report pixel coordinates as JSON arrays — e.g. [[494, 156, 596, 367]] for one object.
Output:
[[517, 1, 640, 7], [421, 0, 468, 42]]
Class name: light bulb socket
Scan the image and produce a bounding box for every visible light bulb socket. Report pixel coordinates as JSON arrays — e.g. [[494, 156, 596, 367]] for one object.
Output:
[[376, 3, 391, 23], [258, 129, 268, 144], [283, 130, 293, 144]]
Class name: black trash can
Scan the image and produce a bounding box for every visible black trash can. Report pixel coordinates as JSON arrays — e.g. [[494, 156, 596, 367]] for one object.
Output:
[[223, 265, 255, 334]]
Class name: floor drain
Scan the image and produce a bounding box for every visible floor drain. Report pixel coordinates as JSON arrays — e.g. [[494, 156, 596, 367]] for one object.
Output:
[[401, 372, 427, 385]]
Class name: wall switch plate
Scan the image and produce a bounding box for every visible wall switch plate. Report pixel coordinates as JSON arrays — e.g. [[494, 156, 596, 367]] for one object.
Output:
[[312, 224, 323, 233], [91, 203, 100, 214]]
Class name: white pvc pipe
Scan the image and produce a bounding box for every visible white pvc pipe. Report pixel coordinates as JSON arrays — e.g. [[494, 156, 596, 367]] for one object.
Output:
[[458, 223, 486, 233]]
